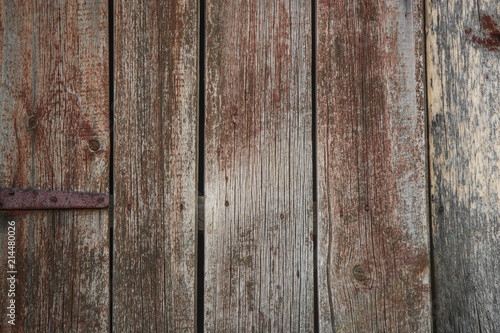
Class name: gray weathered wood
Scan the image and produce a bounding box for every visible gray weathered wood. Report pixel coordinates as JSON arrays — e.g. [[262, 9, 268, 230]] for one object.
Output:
[[0, 0, 110, 331], [426, 1, 500, 331], [204, 0, 314, 331], [113, 0, 199, 331], [316, 0, 431, 331]]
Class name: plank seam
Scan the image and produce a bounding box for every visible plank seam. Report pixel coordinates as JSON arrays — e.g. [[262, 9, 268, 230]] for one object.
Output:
[[197, 0, 206, 330], [109, 0, 115, 330], [312, 0, 319, 331], [422, 0, 437, 331]]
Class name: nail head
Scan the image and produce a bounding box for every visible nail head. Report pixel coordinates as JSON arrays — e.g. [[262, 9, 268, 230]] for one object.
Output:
[[88, 139, 101, 152], [353, 264, 367, 281]]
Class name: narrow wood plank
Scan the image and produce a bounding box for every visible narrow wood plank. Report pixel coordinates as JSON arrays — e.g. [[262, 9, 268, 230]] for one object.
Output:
[[204, 0, 314, 331], [427, 1, 500, 331], [0, 0, 110, 331], [316, 0, 431, 331], [113, 0, 198, 331]]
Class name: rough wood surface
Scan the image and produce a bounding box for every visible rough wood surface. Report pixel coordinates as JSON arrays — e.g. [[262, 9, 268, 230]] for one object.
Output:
[[113, 0, 198, 331], [316, 0, 431, 331], [0, 0, 110, 331], [426, 1, 500, 331], [204, 0, 314, 331]]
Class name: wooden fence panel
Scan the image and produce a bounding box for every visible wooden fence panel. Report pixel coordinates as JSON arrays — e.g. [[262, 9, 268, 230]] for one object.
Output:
[[316, 0, 431, 331], [113, 0, 198, 331], [204, 0, 314, 331], [426, 1, 500, 331], [0, 0, 110, 331]]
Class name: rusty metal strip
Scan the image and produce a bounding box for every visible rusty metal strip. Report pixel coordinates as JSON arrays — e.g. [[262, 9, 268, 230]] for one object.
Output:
[[0, 188, 109, 210]]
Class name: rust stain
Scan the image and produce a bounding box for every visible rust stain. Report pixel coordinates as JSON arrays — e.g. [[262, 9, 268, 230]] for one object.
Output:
[[466, 14, 500, 51], [78, 121, 95, 138], [0, 188, 109, 210]]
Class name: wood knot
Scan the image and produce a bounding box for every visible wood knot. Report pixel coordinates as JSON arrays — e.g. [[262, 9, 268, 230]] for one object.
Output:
[[26, 115, 38, 130]]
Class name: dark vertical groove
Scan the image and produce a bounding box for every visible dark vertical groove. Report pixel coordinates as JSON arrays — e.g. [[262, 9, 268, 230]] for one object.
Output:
[[311, 0, 317, 204], [197, 231, 205, 332], [197, 0, 206, 331], [198, 0, 206, 198], [311, 0, 319, 332], [108, 0, 114, 331], [422, 2, 437, 332]]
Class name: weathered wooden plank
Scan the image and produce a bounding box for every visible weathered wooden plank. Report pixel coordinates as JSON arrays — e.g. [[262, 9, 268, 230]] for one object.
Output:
[[113, 0, 198, 331], [204, 0, 314, 331], [426, 1, 500, 331], [0, 0, 110, 331], [316, 0, 431, 331]]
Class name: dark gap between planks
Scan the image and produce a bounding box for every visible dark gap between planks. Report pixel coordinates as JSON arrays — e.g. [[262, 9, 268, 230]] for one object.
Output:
[[421, 0, 437, 330], [197, 0, 207, 330], [108, 0, 115, 331], [312, 0, 319, 331]]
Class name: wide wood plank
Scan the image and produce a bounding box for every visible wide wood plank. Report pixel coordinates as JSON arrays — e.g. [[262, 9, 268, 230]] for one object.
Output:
[[316, 0, 431, 331], [0, 0, 110, 331], [204, 0, 314, 331], [426, 1, 500, 331], [113, 0, 198, 331]]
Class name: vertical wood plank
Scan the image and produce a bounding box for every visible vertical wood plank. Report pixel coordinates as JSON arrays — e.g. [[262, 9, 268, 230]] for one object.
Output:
[[426, 1, 500, 331], [316, 0, 431, 331], [0, 0, 110, 331], [204, 0, 314, 331], [113, 0, 198, 331]]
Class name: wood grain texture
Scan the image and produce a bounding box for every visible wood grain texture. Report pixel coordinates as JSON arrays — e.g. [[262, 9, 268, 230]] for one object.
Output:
[[113, 0, 198, 331], [204, 0, 314, 331], [316, 0, 431, 331], [0, 0, 110, 331], [426, 1, 500, 331]]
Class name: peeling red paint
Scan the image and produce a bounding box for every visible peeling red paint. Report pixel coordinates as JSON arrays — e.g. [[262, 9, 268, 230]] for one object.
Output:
[[466, 14, 500, 51], [317, 0, 429, 330]]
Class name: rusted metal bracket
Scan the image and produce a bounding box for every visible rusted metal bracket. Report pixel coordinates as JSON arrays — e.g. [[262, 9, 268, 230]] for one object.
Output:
[[0, 188, 109, 210]]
